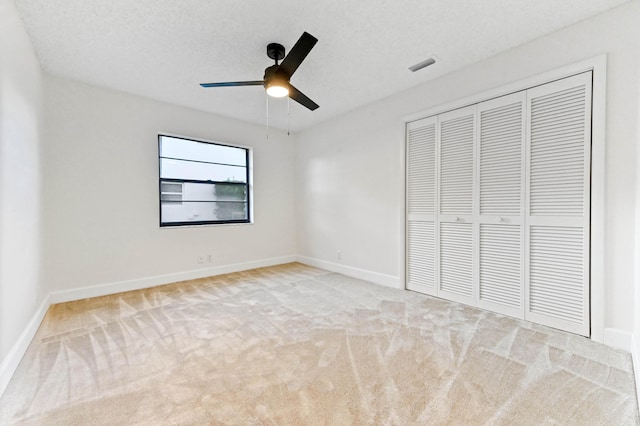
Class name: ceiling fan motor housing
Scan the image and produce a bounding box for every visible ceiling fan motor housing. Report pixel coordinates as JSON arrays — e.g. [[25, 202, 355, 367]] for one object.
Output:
[[264, 64, 289, 85]]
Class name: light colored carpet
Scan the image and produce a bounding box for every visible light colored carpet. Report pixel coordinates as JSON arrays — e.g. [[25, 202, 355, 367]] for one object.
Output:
[[1, 263, 638, 425]]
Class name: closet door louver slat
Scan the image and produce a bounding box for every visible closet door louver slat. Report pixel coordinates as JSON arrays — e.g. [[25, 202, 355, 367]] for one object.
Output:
[[529, 226, 584, 322], [479, 99, 524, 216], [479, 224, 521, 308], [440, 113, 474, 216], [408, 124, 436, 215], [440, 222, 473, 298], [408, 222, 436, 293]]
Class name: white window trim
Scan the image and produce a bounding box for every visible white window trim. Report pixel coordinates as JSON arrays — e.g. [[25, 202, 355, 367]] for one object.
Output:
[[401, 54, 607, 343]]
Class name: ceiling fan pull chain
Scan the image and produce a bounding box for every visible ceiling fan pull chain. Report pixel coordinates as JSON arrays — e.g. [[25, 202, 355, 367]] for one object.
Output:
[[266, 93, 270, 141], [287, 97, 291, 136]]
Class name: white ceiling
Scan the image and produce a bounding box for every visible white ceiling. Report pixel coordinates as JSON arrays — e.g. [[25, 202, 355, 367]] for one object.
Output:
[[14, 0, 630, 132]]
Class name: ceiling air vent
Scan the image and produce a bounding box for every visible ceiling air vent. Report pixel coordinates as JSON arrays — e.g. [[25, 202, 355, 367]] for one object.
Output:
[[409, 57, 436, 72]]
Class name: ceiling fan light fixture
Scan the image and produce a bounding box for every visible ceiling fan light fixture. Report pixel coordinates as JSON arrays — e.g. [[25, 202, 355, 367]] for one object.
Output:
[[266, 82, 289, 98]]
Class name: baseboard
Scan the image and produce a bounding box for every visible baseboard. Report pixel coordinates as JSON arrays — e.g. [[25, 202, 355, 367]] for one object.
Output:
[[631, 334, 640, 409], [296, 256, 400, 289], [603, 327, 633, 352], [50, 255, 297, 304], [0, 295, 50, 398]]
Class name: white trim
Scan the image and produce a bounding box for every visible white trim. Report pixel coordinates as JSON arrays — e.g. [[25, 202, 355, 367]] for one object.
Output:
[[296, 256, 401, 289], [399, 120, 407, 290], [603, 328, 633, 352], [0, 295, 51, 398], [589, 54, 607, 344], [50, 255, 296, 304], [400, 54, 607, 343]]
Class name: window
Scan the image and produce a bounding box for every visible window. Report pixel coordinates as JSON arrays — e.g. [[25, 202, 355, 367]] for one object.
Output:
[[158, 134, 251, 226]]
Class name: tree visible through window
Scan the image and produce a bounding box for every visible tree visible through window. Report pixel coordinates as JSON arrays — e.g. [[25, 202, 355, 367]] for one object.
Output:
[[158, 135, 250, 226]]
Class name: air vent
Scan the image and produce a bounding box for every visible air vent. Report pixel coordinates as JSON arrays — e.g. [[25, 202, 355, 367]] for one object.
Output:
[[409, 57, 436, 72]]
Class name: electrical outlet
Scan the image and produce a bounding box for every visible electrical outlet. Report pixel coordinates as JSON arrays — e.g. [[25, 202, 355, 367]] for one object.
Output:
[[337, 251, 342, 260], [207, 254, 213, 263], [197, 255, 205, 264]]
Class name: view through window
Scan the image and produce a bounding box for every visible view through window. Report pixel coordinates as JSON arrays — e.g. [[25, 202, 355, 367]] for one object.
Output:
[[158, 135, 250, 226]]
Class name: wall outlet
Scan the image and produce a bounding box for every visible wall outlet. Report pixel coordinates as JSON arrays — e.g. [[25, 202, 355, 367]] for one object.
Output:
[[197, 255, 205, 264], [207, 254, 213, 263], [337, 250, 342, 260]]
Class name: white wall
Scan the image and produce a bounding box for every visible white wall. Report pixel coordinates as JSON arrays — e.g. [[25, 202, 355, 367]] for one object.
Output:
[[296, 1, 640, 334], [43, 75, 296, 294], [634, 51, 640, 398], [0, 0, 43, 362]]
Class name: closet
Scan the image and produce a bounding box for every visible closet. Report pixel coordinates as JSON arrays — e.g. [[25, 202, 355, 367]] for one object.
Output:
[[406, 72, 592, 336]]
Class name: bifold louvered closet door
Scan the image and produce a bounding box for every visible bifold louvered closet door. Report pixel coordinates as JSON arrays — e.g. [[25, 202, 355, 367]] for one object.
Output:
[[477, 92, 526, 318], [406, 72, 592, 336], [525, 73, 591, 336], [437, 106, 476, 305], [407, 116, 437, 295]]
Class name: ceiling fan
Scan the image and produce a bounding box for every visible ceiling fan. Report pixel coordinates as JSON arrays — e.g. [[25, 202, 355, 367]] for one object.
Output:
[[200, 32, 319, 111]]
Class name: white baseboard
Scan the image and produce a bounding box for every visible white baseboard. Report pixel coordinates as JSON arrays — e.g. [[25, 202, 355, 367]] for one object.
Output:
[[603, 327, 633, 352], [50, 255, 297, 304], [296, 256, 400, 289], [0, 295, 50, 397], [631, 334, 640, 410]]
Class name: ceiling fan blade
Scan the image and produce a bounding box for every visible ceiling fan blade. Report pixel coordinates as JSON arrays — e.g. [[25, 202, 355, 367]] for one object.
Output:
[[288, 84, 319, 111], [200, 80, 263, 88], [278, 32, 317, 77]]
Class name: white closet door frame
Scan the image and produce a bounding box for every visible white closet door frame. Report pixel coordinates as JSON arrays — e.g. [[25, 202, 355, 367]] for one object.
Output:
[[524, 72, 592, 336], [406, 116, 438, 295], [475, 92, 526, 318], [437, 105, 477, 306]]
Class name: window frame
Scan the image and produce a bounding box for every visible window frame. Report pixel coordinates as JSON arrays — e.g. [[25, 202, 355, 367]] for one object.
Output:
[[158, 134, 252, 227]]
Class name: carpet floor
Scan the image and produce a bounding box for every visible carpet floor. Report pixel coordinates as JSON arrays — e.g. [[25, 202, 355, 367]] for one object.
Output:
[[0, 263, 638, 425]]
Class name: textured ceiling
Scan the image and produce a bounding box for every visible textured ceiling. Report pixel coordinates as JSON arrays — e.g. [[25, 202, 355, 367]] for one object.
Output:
[[14, 0, 631, 132]]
